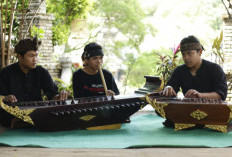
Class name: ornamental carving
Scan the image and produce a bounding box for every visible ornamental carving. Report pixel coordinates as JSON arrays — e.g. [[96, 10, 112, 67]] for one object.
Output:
[[190, 109, 208, 120]]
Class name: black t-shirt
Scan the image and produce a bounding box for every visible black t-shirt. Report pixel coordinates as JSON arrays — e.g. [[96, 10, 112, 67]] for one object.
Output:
[[0, 62, 58, 101], [167, 59, 228, 100], [72, 69, 120, 98]]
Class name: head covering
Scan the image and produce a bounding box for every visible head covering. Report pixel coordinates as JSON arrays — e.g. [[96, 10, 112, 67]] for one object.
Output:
[[82, 49, 104, 59], [81, 42, 104, 60], [180, 35, 205, 52], [15, 37, 41, 56], [180, 43, 204, 52]]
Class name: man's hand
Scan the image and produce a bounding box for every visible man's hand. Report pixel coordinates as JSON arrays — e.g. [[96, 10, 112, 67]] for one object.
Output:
[[185, 89, 202, 98], [59, 90, 68, 100], [162, 86, 177, 97], [53, 90, 68, 100], [106, 90, 115, 96], [3, 95, 18, 103]]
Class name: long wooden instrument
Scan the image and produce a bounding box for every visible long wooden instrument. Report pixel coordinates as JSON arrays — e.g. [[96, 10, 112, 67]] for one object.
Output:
[[0, 95, 146, 132], [99, 66, 108, 96], [146, 92, 232, 133]]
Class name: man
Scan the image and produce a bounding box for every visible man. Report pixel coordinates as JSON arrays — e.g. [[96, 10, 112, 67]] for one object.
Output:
[[0, 37, 68, 102], [72, 42, 119, 98], [0, 38, 67, 126], [162, 35, 227, 100]]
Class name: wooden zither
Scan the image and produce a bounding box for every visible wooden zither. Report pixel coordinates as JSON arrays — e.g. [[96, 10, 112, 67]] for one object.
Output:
[[0, 95, 146, 131], [146, 92, 232, 133]]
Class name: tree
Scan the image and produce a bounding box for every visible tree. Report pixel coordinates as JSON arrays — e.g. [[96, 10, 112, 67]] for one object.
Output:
[[88, 0, 155, 92], [0, 0, 29, 46], [92, 0, 149, 54], [46, 0, 92, 45]]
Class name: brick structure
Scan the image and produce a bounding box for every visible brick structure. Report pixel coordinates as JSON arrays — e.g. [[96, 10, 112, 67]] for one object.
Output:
[[18, 0, 61, 78], [222, 14, 232, 101]]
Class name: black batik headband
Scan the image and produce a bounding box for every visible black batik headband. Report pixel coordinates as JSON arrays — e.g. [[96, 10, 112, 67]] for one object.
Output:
[[83, 49, 104, 59], [180, 43, 204, 52]]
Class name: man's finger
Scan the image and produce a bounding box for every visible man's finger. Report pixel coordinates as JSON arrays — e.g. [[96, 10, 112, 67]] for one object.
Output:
[[171, 89, 177, 96]]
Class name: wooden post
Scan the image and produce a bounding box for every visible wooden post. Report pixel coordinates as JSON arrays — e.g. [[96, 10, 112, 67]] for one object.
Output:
[[1, 0, 5, 68], [7, 0, 16, 65]]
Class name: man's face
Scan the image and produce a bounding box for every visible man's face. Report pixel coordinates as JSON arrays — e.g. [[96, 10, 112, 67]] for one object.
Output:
[[181, 49, 202, 68], [18, 50, 38, 70], [85, 55, 103, 70]]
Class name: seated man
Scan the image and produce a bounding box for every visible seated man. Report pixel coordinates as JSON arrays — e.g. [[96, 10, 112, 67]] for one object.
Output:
[[0, 38, 67, 126], [162, 35, 227, 100], [72, 42, 119, 98]]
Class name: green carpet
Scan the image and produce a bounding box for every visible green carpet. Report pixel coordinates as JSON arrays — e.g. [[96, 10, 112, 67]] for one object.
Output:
[[0, 114, 232, 148]]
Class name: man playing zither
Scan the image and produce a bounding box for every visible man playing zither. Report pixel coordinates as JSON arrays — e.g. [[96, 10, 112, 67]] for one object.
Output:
[[162, 35, 227, 100], [0, 38, 68, 126]]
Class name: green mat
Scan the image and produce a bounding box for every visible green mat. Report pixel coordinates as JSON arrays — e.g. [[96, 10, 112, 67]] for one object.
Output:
[[0, 114, 232, 148]]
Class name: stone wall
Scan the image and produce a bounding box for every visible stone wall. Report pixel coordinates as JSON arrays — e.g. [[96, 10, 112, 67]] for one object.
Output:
[[19, 0, 61, 78], [223, 14, 232, 101]]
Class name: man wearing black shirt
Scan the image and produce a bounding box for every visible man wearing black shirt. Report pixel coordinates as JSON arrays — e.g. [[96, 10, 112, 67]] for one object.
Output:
[[0, 38, 68, 102], [0, 38, 68, 127], [162, 35, 227, 100], [72, 42, 119, 98]]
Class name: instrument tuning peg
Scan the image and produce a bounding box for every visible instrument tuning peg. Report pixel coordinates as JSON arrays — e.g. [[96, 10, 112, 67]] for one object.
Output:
[[71, 99, 75, 104], [54, 101, 58, 105], [99, 97, 103, 101], [79, 99, 83, 104]]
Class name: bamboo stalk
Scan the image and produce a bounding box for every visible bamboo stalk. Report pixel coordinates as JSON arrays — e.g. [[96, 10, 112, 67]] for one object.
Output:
[[1, 0, 5, 68], [19, 0, 24, 40], [7, 0, 15, 65], [99, 66, 108, 96], [0, 7, 26, 11], [4, 0, 8, 44]]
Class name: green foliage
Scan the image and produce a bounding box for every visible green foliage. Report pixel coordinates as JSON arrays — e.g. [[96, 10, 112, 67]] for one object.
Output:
[[1, 0, 29, 45], [46, 0, 92, 45], [126, 52, 157, 88], [92, 0, 150, 52], [123, 53, 137, 94], [53, 63, 81, 98], [212, 30, 224, 65], [54, 78, 73, 99], [30, 25, 44, 39], [51, 24, 70, 46], [153, 48, 183, 86], [90, 0, 154, 92]]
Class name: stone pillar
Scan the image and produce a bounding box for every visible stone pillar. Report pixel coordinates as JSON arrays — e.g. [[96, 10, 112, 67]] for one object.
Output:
[[19, 0, 61, 78], [222, 14, 232, 101], [222, 15, 232, 66], [60, 56, 72, 84]]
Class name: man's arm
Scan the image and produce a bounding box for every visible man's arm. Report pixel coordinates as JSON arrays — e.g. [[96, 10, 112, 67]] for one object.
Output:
[[41, 69, 68, 100], [211, 64, 228, 100], [0, 69, 10, 96], [162, 86, 177, 97], [2, 95, 18, 103], [72, 71, 86, 98], [0, 69, 18, 102], [41, 68, 60, 100], [110, 75, 120, 95], [185, 89, 221, 99], [185, 64, 227, 100], [162, 68, 181, 97]]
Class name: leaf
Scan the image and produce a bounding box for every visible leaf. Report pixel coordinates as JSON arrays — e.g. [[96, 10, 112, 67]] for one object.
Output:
[[212, 37, 218, 49]]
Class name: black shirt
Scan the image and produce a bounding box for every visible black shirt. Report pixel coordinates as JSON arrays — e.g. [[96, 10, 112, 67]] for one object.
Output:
[[72, 69, 120, 98], [0, 62, 58, 101], [167, 59, 228, 100]]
